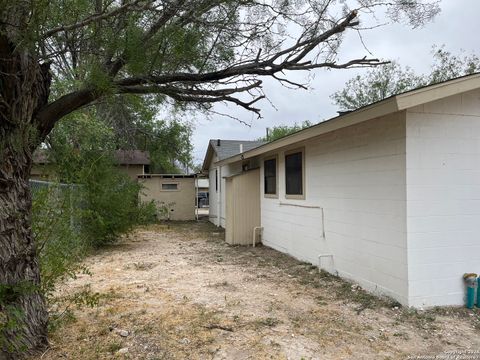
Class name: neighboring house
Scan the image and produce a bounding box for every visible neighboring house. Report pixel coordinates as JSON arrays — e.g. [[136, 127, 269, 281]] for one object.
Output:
[[195, 178, 209, 208], [138, 174, 196, 220], [31, 149, 150, 180], [209, 74, 480, 308], [31, 150, 55, 180], [202, 139, 265, 227], [114, 150, 150, 180]]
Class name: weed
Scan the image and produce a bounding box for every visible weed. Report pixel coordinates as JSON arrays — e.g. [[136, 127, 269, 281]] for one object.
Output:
[[254, 317, 280, 328], [107, 341, 122, 354]]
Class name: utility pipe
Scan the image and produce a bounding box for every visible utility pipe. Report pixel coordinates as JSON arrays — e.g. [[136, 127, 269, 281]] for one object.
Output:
[[318, 254, 333, 272], [252, 226, 263, 247]]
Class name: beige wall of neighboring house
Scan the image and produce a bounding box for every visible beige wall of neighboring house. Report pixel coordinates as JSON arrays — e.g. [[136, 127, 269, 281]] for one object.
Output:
[[139, 175, 196, 221], [119, 164, 145, 180], [30, 164, 56, 180]]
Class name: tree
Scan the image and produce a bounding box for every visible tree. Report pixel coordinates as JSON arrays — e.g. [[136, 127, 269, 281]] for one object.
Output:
[[261, 121, 313, 142], [0, 0, 440, 356], [93, 95, 194, 173], [332, 47, 480, 111]]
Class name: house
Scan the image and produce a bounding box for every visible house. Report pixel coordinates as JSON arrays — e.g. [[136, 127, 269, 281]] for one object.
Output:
[[138, 174, 196, 220], [114, 150, 150, 180], [195, 177, 209, 208], [31, 149, 150, 181], [31, 150, 55, 180], [205, 74, 480, 308], [202, 139, 265, 227]]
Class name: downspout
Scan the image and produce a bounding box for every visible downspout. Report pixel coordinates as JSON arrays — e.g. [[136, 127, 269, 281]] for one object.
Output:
[[252, 226, 263, 247]]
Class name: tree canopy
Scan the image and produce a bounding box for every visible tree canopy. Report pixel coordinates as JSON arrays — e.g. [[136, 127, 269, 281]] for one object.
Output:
[[1, 0, 441, 146], [260, 121, 313, 142], [331, 47, 480, 111]]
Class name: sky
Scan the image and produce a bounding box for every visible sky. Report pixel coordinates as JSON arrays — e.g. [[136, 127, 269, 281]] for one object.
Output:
[[190, 0, 480, 166]]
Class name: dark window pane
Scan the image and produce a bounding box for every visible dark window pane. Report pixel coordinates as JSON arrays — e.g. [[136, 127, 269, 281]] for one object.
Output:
[[162, 183, 178, 190], [285, 152, 303, 195], [264, 158, 277, 194], [215, 169, 218, 191]]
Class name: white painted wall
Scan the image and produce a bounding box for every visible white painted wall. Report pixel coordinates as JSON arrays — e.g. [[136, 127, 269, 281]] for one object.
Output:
[[406, 88, 480, 307], [260, 113, 409, 304], [208, 156, 242, 228], [208, 156, 219, 226]]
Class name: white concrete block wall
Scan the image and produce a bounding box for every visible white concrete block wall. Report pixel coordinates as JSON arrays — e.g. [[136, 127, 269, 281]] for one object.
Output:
[[208, 157, 242, 228], [208, 157, 219, 226], [261, 113, 409, 304], [406, 88, 480, 307]]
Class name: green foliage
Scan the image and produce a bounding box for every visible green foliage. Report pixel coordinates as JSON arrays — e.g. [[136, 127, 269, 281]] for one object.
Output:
[[31, 112, 157, 306], [331, 61, 424, 111], [261, 121, 313, 142], [332, 47, 480, 111], [100, 95, 194, 173], [429, 46, 480, 83], [32, 184, 88, 297], [80, 168, 146, 247]]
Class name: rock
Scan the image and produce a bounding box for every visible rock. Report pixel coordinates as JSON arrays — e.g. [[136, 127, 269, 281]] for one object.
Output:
[[116, 329, 130, 337], [179, 337, 190, 345], [116, 348, 129, 355]]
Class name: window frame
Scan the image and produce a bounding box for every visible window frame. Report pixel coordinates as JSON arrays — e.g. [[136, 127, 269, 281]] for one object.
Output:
[[263, 154, 278, 198], [284, 147, 305, 200], [160, 182, 180, 191]]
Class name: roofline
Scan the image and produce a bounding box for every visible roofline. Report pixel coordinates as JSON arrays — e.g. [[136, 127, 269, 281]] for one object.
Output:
[[138, 174, 197, 178], [216, 73, 480, 166], [201, 142, 215, 172]]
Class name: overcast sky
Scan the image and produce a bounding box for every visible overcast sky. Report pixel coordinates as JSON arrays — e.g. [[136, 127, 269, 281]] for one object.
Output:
[[190, 0, 480, 165]]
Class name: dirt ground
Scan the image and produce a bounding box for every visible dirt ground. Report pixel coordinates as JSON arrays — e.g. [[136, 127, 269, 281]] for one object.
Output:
[[40, 221, 480, 360]]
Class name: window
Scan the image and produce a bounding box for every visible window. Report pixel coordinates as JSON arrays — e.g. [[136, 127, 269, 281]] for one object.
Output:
[[264, 157, 277, 196], [215, 169, 218, 192], [285, 150, 304, 198], [162, 183, 178, 190]]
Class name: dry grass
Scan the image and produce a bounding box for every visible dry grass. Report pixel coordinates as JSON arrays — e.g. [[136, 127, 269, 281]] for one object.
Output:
[[39, 221, 480, 360]]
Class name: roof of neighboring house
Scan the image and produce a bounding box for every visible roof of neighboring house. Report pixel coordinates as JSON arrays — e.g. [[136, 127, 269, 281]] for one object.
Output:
[[138, 174, 195, 178], [114, 150, 150, 165], [202, 139, 266, 171], [217, 72, 480, 166], [33, 149, 150, 165]]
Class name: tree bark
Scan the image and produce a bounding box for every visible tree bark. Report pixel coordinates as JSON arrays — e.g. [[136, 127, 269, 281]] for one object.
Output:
[[0, 36, 51, 358]]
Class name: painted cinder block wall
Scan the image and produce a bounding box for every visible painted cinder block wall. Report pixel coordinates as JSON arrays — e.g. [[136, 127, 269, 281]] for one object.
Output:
[[406, 88, 480, 307], [139, 177, 196, 220], [260, 112, 410, 304], [208, 156, 242, 228], [208, 156, 219, 226], [258, 88, 480, 307]]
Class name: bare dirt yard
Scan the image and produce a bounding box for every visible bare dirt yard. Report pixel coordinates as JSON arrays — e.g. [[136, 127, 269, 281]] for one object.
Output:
[[41, 222, 480, 359]]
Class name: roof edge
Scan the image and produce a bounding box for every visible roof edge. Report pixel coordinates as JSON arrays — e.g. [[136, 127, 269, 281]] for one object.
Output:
[[216, 73, 480, 167], [216, 96, 399, 166]]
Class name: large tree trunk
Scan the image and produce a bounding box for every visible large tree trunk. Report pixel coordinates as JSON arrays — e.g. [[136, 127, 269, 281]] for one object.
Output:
[[0, 35, 51, 358]]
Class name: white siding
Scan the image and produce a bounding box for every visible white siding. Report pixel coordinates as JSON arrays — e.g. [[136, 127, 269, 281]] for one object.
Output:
[[261, 113, 409, 304], [208, 156, 219, 226], [406, 88, 480, 307], [208, 156, 242, 228]]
